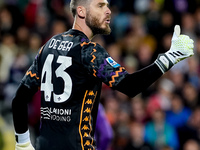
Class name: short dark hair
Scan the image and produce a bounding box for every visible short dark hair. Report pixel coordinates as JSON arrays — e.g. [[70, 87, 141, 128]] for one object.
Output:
[[70, 0, 90, 17]]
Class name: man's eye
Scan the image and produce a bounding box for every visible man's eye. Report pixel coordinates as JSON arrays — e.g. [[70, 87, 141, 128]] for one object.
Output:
[[98, 4, 103, 8]]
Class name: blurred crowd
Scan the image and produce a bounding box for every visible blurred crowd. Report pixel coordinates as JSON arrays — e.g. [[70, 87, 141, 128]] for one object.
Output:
[[0, 0, 200, 150]]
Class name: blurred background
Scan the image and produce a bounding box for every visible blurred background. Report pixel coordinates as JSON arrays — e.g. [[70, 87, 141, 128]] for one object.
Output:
[[1, 0, 200, 150]]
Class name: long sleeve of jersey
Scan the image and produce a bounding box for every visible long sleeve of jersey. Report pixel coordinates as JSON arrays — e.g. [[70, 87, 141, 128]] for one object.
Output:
[[12, 48, 41, 134], [114, 63, 162, 97], [81, 42, 163, 98], [12, 84, 38, 133]]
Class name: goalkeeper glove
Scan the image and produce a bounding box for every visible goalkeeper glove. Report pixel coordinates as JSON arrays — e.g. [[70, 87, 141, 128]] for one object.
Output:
[[15, 141, 35, 150], [155, 25, 194, 73], [15, 130, 35, 150]]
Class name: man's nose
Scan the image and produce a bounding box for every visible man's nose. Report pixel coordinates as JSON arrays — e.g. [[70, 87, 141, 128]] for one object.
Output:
[[106, 7, 111, 15]]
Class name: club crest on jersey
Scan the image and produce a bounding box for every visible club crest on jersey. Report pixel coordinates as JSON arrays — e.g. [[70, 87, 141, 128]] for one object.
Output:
[[106, 57, 120, 68]]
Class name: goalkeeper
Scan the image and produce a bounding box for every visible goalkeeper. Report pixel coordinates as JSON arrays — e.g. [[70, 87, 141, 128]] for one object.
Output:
[[12, 0, 194, 149]]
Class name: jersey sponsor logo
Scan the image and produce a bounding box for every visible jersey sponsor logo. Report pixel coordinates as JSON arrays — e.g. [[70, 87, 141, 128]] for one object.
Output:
[[41, 107, 71, 122], [106, 57, 120, 68]]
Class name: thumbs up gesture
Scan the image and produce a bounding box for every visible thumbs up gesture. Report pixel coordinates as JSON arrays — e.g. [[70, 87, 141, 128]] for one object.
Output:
[[155, 25, 194, 73], [169, 25, 194, 63]]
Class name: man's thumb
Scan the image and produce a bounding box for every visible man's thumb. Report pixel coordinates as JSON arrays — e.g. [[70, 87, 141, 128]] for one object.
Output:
[[172, 25, 181, 40]]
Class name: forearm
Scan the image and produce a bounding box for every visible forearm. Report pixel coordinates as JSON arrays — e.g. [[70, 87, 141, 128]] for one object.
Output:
[[115, 63, 163, 97], [12, 83, 37, 134]]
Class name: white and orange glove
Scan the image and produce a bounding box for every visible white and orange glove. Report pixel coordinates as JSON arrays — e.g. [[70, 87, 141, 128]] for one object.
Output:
[[155, 25, 194, 73], [15, 130, 35, 150]]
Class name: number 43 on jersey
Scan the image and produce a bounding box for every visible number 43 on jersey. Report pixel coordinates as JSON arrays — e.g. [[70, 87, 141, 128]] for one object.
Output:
[[41, 54, 72, 103]]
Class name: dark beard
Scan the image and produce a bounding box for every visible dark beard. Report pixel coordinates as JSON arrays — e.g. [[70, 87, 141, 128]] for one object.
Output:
[[85, 11, 111, 35]]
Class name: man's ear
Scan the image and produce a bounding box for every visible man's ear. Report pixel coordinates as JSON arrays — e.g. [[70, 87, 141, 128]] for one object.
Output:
[[77, 6, 86, 18]]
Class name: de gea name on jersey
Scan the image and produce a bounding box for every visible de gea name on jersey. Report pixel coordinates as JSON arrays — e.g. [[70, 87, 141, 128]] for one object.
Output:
[[48, 38, 74, 51]]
